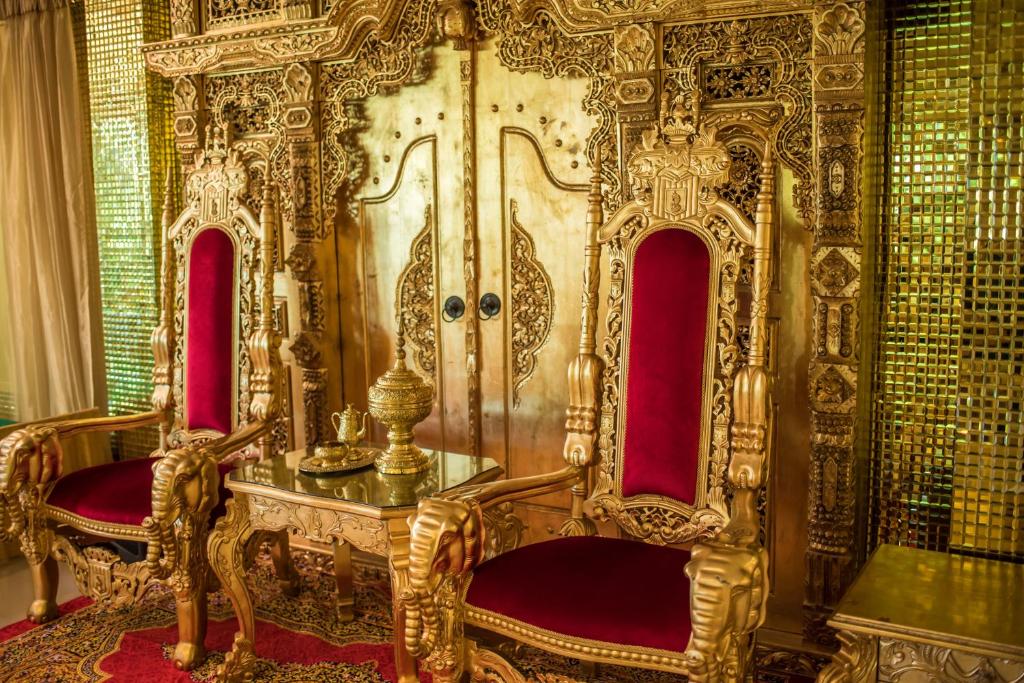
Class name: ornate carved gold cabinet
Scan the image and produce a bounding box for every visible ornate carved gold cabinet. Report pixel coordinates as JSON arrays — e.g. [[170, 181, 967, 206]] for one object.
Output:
[[144, 0, 868, 654]]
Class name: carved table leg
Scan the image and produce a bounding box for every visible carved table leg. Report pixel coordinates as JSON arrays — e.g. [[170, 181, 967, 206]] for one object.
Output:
[[271, 530, 301, 597], [818, 630, 878, 683], [387, 519, 419, 683], [334, 540, 355, 622], [209, 494, 258, 683]]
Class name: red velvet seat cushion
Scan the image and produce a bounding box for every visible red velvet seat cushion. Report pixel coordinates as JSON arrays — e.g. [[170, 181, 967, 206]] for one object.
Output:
[[622, 228, 712, 504], [46, 457, 234, 527], [466, 536, 692, 653]]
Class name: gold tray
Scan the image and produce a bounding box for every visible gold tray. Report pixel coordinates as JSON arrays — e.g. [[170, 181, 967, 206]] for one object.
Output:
[[298, 443, 379, 475]]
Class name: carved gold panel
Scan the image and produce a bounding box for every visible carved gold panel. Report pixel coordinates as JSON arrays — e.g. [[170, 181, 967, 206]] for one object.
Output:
[[337, 46, 467, 454], [473, 41, 595, 511]]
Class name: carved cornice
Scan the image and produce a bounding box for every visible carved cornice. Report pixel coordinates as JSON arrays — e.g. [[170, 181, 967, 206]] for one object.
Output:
[[143, 0, 412, 77], [508, 0, 811, 34]]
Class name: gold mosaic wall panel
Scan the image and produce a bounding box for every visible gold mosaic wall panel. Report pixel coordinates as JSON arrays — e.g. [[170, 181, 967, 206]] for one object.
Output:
[[872, 0, 1023, 560], [84, 0, 175, 458], [954, 0, 1024, 558]]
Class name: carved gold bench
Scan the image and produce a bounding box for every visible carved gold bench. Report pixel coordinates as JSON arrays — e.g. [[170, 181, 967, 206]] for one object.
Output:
[[818, 544, 1024, 682]]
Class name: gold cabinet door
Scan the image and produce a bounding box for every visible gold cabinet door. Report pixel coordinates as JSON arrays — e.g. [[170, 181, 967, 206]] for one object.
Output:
[[473, 42, 594, 513], [338, 46, 469, 453], [338, 40, 596, 503]]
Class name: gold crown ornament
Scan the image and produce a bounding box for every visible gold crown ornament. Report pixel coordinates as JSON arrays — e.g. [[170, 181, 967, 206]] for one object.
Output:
[[367, 326, 434, 475]]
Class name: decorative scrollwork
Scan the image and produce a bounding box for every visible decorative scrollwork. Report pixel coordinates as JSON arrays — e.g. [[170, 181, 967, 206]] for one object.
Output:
[[589, 494, 724, 545], [818, 630, 877, 683], [206, 70, 285, 141], [51, 537, 156, 608], [247, 494, 389, 555], [509, 201, 554, 408], [396, 205, 438, 378], [718, 143, 762, 223], [481, 503, 526, 559], [663, 14, 813, 224], [878, 638, 1024, 683], [320, 1, 436, 223]]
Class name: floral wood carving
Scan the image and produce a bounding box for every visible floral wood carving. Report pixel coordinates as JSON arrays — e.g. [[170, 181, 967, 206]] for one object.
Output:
[[396, 205, 438, 378], [52, 537, 156, 609], [877, 638, 1024, 682], [663, 15, 813, 224], [509, 200, 554, 409], [506, 0, 810, 33], [718, 143, 762, 223], [247, 494, 389, 556]]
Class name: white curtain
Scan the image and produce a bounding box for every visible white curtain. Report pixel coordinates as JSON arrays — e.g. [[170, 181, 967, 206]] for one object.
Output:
[[0, 0, 105, 421]]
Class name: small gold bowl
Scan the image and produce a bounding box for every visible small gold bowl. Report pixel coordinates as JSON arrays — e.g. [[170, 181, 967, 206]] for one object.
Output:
[[298, 443, 379, 475]]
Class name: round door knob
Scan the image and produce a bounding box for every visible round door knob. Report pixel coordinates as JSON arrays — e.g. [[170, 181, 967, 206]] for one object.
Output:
[[443, 295, 465, 322], [479, 293, 501, 320]]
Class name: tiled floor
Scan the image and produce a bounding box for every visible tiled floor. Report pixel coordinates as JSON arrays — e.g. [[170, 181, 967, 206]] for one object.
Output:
[[0, 556, 79, 629]]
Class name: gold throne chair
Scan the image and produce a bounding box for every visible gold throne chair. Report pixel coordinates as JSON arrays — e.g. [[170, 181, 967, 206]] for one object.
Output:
[[0, 127, 295, 670], [403, 104, 777, 682]]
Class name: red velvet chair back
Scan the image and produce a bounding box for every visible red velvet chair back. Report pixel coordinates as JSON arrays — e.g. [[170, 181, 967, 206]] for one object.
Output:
[[621, 227, 714, 504], [185, 227, 238, 433], [159, 128, 270, 447], [584, 115, 774, 545]]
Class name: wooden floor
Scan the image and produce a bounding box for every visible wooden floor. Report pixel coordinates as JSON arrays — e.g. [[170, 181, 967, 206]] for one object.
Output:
[[0, 556, 78, 629]]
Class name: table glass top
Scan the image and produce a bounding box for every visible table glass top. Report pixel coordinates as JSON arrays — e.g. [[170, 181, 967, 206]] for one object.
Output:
[[832, 544, 1024, 656], [228, 447, 502, 510]]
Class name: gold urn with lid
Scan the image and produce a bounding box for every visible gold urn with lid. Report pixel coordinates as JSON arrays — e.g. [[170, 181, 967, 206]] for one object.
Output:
[[367, 330, 434, 474]]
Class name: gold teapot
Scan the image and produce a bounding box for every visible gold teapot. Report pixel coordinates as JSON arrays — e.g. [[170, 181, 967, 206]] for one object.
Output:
[[332, 404, 368, 447], [299, 405, 376, 475]]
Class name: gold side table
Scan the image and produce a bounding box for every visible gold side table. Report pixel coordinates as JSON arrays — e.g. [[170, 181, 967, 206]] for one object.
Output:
[[818, 544, 1024, 682], [208, 447, 502, 683]]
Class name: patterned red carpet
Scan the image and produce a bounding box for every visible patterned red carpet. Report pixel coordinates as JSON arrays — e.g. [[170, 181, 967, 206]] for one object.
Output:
[[0, 551, 814, 682]]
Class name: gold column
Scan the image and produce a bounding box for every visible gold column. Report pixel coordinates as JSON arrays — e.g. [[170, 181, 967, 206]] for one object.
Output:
[[804, 0, 868, 644]]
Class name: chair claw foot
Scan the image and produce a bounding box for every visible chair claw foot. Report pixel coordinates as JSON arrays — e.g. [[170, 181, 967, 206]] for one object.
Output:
[[172, 641, 205, 671], [27, 599, 58, 624]]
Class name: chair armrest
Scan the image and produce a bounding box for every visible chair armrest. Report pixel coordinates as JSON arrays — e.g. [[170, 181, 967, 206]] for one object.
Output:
[[143, 420, 272, 580], [438, 465, 581, 508], [50, 410, 163, 440], [681, 365, 772, 677], [0, 410, 162, 498], [402, 465, 581, 660]]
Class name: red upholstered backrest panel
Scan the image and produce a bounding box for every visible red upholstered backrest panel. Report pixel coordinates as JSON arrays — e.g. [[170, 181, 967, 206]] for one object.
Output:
[[621, 227, 711, 504], [186, 227, 236, 433]]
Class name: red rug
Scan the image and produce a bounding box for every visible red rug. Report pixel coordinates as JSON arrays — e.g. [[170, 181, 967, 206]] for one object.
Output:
[[0, 552, 413, 682]]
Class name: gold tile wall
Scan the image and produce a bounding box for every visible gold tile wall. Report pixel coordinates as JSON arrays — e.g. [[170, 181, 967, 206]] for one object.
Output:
[[954, 0, 1024, 557], [872, 0, 1023, 560], [83, 0, 175, 458]]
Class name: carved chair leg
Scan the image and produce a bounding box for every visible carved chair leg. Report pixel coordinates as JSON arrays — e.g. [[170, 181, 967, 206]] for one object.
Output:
[[467, 639, 527, 683], [172, 576, 208, 670], [210, 495, 258, 682], [270, 530, 300, 597], [26, 552, 59, 623], [20, 514, 57, 623]]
